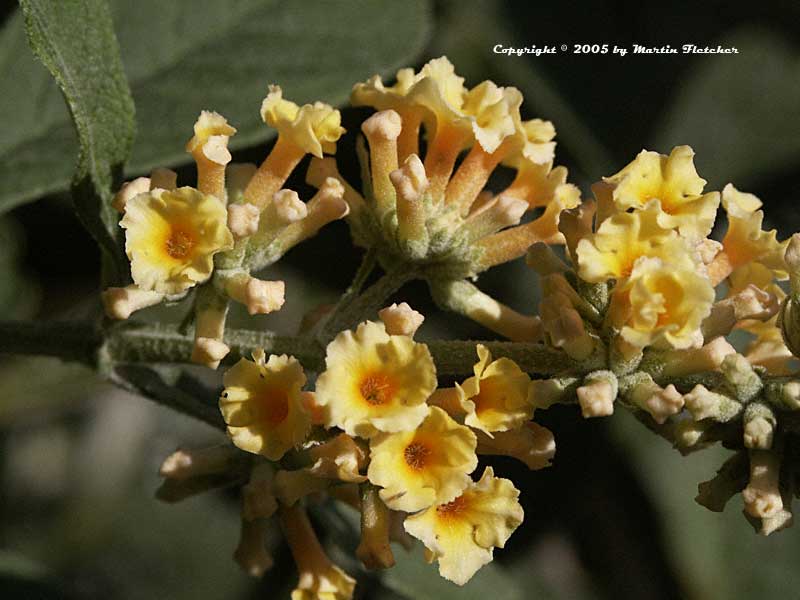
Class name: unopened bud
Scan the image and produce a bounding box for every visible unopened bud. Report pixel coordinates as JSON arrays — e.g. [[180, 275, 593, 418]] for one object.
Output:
[[102, 285, 164, 320], [273, 189, 308, 224], [742, 450, 783, 519], [112, 177, 150, 212], [227, 203, 261, 239], [576, 371, 617, 418], [378, 302, 425, 337], [683, 385, 742, 422]]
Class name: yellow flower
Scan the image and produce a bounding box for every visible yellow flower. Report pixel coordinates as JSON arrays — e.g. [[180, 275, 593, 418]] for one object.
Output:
[[121, 186, 233, 295], [403, 467, 524, 585], [353, 56, 468, 136], [717, 184, 787, 279], [261, 85, 345, 157], [514, 118, 557, 165], [604, 146, 720, 239], [607, 256, 714, 350], [461, 81, 522, 154], [219, 349, 310, 461], [456, 344, 532, 434], [576, 201, 692, 282], [185, 110, 236, 164], [367, 406, 477, 512], [315, 321, 436, 438]]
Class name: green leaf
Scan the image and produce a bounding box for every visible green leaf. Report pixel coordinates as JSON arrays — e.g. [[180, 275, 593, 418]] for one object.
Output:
[[19, 0, 135, 278], [1, 0, 432, 213], [653, 28, 800, 189], [383, 546, 530, 600]]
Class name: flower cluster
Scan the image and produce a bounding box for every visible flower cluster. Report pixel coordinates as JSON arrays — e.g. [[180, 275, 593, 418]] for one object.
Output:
[[307, 57, 578, 341], [527, 144, 797, 534], [102, 90, 348, 368], [113, 55, 800, 599], [211, 308, 551, 595]]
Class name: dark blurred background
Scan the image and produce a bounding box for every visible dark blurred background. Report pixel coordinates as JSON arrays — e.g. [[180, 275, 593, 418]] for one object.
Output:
[[1, 1, 800, 598]]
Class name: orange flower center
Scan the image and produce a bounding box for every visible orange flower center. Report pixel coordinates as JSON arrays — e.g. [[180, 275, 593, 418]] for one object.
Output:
[[359, 373, 395, 406], [436, 494, 468, 519], [165, 227, 196, 259], [403, 441, 431, 470], [472, 378, 504, 415], [261, 389, 289, 425]]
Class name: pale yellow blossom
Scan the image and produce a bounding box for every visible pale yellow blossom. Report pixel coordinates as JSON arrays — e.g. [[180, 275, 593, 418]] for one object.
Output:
[[368, 406, 477, 512], [219, 350, 310, 461], [607, 256, 714, 349], [404, 467, 524, 585], [315, 321, 436, 438], [456, 344, 532, 434], [121, 186, 233, 295], [604, 146, 720, 238]]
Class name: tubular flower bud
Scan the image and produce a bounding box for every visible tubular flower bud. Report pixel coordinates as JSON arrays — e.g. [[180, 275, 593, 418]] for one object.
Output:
[[280, 505, 356, 600], [356, 484, 395, 570], [101, 285, 164, 320], [159, 444, 240, 480], [576, 371, 618, 418], [273, 189, 309, 224], [121, 187, 233, 295], [367, 407, 478, 512], [603, 145, 720, 239], [576, 200, 692, 283], [273, 178, 349, 254], [227, 203, 261, 239], [656, 337, 737, 377], [219, 349, 310, 461], [404, 467, 524, 586], [625, 374, 683, 424], [683, 385, 742, 422], [112, 176, 150, 212], [607, 256, 714, 351], [223, 272, 285, 315], [475, 422, 556, 470], [430, 279, 543, 343], [315, 321, 436, 438], [742, 450, 783, 519], [742, 402, 777, 450], [186, 110, 236, 198], [390, 154, 429, 255], [191, 285, 229, 369], [362, 109, 402, 214], [454, 344, 532, 434], [378, 302, 425, 337], [234, 517, 273, 578], [242, 463, 279, 522], [461, 194, 528, 242]]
